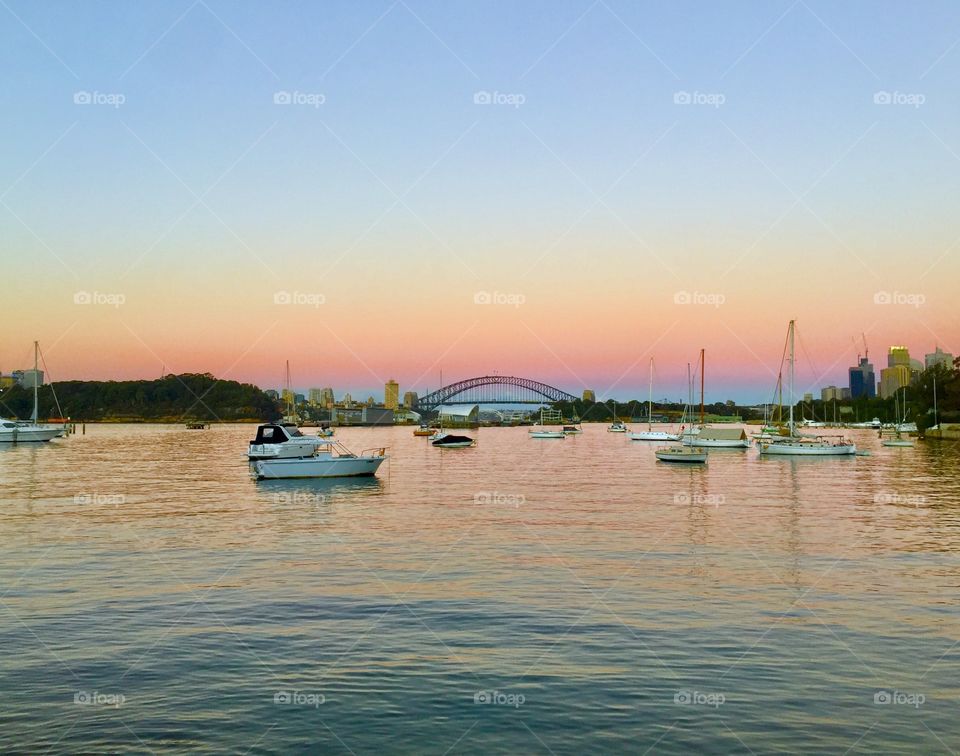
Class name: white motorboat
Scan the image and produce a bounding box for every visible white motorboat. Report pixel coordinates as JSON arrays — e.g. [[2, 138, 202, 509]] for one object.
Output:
[[253, 440, 387, 479], [562, 425, 583, 435], [882, 439, 915, 447], [248, 423, 332, 460], [757, 321, 855, 456], [0, 342, 65, 443], [529, 430, 565, 439], [608, 421, 629, 433], [656, 445, 707, 463]]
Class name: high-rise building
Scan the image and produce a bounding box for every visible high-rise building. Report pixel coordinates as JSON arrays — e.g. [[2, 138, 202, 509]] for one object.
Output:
[[821, 386, 842, 402], [341, 392, 353, 407], [888, 346, 910, 367], [926, 346, 954, 369], [879, 365, 911, 399], [308, 388, 324, 406], [848, 357, 876, 399], [384, 379, 399, 410], [281, 388, 295, 406], [582, 389, 596, 403], [320, 387, 335, 407], [403, 390, 418, 409], [802, 392, 813, 403]]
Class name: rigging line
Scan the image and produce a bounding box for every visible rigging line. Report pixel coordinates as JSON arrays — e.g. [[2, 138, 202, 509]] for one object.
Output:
[[38, 345, 65, 420]]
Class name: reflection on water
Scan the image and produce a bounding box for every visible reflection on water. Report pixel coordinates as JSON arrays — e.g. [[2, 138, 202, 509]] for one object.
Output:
[[0, 423, 958, 753]]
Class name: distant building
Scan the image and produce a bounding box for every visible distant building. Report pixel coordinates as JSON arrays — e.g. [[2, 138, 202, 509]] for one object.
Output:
[[281, 388, 295, 405], [926, 346, 953, 369], [384, 379, 399, 410], [320, 387, 335, 407], [841, 388, 851, 400], [341, 392, 353, 407], [582, 389, 596, 403], [403, 390, 418, 409], [333, 407, 362, 424], [308, 388, 324, 406], [888, 346, 910, 368], [879, 365, 911, 399], [14, 369, 44, 388], [0, 375, 15, 389], [294, 393, 306, 405], [821, 386, 842, 402], [802, 393, 813, 403], [362, 407, 394, 425], [848, 357, 876, 399]]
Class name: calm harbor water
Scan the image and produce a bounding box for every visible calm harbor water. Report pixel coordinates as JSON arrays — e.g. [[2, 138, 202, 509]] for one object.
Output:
[[1, 423, 959, 753]]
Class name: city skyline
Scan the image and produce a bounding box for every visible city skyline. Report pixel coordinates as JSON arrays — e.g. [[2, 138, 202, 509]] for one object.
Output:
[[2, 1, 958, 402]]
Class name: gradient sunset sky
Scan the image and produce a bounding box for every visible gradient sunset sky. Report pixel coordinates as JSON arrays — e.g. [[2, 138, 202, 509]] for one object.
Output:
[[2, 1, 958, 402]]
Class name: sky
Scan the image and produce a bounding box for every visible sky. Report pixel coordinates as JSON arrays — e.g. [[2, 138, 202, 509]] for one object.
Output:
[[1, 0, 958, 403]]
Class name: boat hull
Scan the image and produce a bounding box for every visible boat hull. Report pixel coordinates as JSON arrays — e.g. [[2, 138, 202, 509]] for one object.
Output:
[[529, 431, 565, 439], [0, 426, 64, 443], [759, 442, 856, 456], [630, 431, 680, 441], [254, 455, 386, 479], [683, 438, 750, 448], [656, 450, 707, 463]]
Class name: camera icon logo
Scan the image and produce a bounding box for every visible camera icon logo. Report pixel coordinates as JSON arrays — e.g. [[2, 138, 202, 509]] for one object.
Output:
[[474, 290, 492, 305], [273, 91, 292, 105], [74, 690, 92, 704], [873, 290, 891, 305], [673, 492, 691, 505], [673, 91, 691, 105], [74, 290, 92, 305], [273, 690, 292, 704], [273, 290, 292, 305], [873, 91, 892, 105], [673, 290, 691, 305], [473, 690, 492, 704], [473, 90, 492, 105], [674, 690, 692, 704], [73, 91, 91, 105], [874, 690, 892, 704]]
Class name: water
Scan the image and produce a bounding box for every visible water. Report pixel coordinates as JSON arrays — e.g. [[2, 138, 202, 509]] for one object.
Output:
[[1, 424, 958, 753]]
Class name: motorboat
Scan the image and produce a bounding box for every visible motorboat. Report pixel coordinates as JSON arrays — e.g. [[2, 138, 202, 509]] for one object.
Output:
[[562, 425, 583, 435], [248, 423, 332, 460], [882, 439, 915, 448], [253, 440, 387, 479], [413, 425, 434, 437], [608, 421, 629, 433], [656, 445, 707, 463], [529, 430, 565, 439], [431, 433, 476, 448], [0, 342, 65, 443], [683, 427, 750, 448]]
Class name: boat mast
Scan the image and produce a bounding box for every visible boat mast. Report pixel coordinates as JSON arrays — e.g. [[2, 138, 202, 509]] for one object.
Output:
[[32, 340, 39, 424], [647, 358, 653, 430], [788, 320, 795, 436], [933, 374, 938, 429], [699, 348, 705, 427]]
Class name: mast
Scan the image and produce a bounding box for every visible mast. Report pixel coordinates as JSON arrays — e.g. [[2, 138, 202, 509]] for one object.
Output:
[[933, 374, 938, 429], [788, 320, 795, 435], [32, 341, 39, 424], [699, 348, 705, 427], [647, 358, 653, 430]]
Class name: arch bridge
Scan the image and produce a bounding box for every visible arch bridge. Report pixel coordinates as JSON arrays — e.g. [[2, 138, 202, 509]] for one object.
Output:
[[414, 375, 578, 412]]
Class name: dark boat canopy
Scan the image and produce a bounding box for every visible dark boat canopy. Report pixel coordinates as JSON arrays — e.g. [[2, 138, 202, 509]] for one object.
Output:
[[251, 424, 296, 444]]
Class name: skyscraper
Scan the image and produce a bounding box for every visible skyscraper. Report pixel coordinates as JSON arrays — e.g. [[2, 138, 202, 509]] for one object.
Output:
[[320, 387, 335, 407], [848, 357, 875, 399], [888, 346, 910, 367], [582, 389, 596, 402], [879, 365, 911, 399], [308, 388, 324, 406], [403, 390, 418, 409], [384, 379, 399, 410]]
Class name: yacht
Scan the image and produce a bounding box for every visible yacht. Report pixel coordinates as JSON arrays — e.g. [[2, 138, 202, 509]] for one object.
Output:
[[431, 433, 476, 448], [630, 358, 681, 441], [608, 421, 629, 433], [0, 342, 65, 443], [529, 430, 565, 439], [656, 445, 707, 463], [248, 423, 332, 460]]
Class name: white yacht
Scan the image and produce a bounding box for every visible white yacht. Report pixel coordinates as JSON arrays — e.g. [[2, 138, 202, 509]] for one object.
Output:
[[0, 342, 65, 443], [253, 439, 388, 480], [630, 358, 681, 441]]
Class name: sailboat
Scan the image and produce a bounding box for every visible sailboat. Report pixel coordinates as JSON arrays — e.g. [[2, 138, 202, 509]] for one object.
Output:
[[682, 349, 750, 448], [656, 362, 707, 463], [881, 388, 914, 447], [758, 321, 856, 456], [530, 407, 565, 438], [0, 342, 65, 443], [630, 358, 680, 441]]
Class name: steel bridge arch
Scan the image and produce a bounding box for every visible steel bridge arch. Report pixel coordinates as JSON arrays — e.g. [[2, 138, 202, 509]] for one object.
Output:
[[414, 375, 578, 412]]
